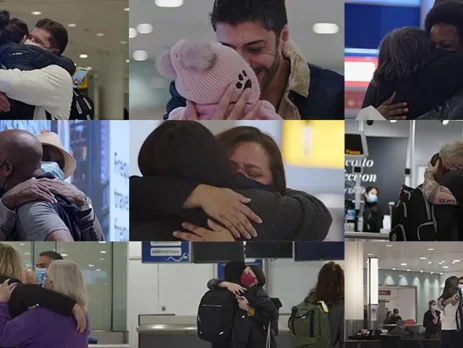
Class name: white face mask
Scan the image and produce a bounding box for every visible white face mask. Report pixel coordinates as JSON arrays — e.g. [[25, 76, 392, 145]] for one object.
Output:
[[24, 39, 39, 47]]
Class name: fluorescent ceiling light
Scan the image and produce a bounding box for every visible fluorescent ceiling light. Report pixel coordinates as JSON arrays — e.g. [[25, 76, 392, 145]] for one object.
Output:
[[121, 41, 128, 45], [133, 50, 149, 61], [124, 7, 130, 11], [96, 33, 104, 37], [155, 0, 184, 7], [79, 54, 88, 59], [313, 23, 339, 35], [137, 23, 153, 34], [68, 23, 76, 28], [31, 11, 42, 16], [129, 28, 137, 39]]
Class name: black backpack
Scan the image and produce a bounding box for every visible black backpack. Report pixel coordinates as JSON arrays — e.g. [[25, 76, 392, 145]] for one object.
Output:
[[390, 185, 437, 241], [197, 289, 237, 343], [46, 89, 94, 120]]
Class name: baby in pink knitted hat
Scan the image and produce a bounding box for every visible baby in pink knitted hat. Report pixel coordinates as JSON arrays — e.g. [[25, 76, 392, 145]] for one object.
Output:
[[156, 39, 282, 120]]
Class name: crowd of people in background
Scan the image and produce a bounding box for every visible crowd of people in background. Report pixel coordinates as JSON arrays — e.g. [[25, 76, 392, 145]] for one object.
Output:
[[0, 243, 89, 347]]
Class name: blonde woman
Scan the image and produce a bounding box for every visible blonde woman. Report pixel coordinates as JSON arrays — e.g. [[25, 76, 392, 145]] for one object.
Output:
[[0, 258, 89, 347], [0, 244, 86, 344]]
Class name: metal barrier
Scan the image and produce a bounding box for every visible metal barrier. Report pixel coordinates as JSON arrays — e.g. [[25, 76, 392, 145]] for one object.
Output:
[[345, 232, 390, 241]]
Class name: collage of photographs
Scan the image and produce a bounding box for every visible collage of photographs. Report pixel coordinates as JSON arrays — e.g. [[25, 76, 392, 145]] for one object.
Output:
[[0, 0, 463, 348]]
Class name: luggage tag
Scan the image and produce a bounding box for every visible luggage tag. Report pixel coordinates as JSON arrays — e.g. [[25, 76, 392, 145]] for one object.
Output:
[[318, 301, 329, 313]]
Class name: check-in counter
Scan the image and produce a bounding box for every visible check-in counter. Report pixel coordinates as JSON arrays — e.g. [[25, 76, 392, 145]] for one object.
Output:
[[137, 315, 292, 348]]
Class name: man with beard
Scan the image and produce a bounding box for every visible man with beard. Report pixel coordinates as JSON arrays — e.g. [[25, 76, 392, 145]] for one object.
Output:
[[164, 0, 344, 120], [423, 141, 463, 240]]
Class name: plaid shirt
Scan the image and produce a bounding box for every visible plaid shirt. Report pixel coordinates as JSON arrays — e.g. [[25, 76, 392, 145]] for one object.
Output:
[[0, 199, 16, 240]]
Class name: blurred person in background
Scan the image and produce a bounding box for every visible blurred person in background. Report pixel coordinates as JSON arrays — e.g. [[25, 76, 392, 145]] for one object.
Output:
[[0, 259, 89, 347], [164, 0, 344, 120], [35, 250, 63, 286], [362, 186, 384, 232], [130, 121, 332, 241], [423, 300, 441, 339], [0, 244, 86, 333], [0, 11, 73, 120], [388, 320, 412, 338]]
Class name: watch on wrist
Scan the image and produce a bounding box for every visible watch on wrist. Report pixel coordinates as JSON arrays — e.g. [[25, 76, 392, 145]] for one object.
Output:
[[80, 197, 93, 211]]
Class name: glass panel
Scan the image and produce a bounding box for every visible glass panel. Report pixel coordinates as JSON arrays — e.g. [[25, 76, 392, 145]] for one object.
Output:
[[112, 242, 128, 330], [56, 242, 113, 330]]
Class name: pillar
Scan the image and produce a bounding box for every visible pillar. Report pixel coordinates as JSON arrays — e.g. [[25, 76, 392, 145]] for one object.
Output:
[[345, 241, 365, 337], [99, 52, 126, 120]]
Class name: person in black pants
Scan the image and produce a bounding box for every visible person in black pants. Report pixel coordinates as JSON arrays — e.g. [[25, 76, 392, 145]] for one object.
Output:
[[423, 300, 441, 339]]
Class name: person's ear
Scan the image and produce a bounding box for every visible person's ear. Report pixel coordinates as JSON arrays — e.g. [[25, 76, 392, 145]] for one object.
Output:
[[21, 35, 27, 44], [279, 25, 289, 51]]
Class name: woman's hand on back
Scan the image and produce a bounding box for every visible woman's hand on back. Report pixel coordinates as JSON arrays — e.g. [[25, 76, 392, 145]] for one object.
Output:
[[72, 304, 87, 333], [173, 220, 235, 241], [187, 185, 261, 240], [0, 279, 17, 303], [220, 281, 246, 296]]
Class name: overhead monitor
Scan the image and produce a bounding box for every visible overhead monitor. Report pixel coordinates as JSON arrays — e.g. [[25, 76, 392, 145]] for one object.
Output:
[[345, 133, 369, 159]]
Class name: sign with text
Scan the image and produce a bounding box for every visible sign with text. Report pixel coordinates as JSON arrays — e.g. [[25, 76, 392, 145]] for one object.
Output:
[[217, 259, 263, 281], [109, 121, 130, 241], [345, 136, 408, 213], [142, 242, 191, 263]]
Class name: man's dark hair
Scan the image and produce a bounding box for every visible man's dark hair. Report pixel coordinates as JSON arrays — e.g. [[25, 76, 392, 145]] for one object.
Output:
[[0, 11, 28, 45], [249, 264, 266, 286], [425, 1, 463, 42], [39, 250, 64, 260], [429, 300, 436, 305], [209, 0, 288, 35], [35, 18, 68, 55]]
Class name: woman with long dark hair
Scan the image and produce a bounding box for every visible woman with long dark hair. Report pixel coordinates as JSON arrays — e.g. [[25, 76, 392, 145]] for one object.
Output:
[[362, 186, 384, 232], [437, 276, 462, 348], [130, 121, 332, 241], [307, 262, 345, 348]]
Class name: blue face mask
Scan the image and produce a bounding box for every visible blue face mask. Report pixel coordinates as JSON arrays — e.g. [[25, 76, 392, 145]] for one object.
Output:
[[41, 161, 64, 181], [35, 268, 47, 286], [366, 193, 378, 204]]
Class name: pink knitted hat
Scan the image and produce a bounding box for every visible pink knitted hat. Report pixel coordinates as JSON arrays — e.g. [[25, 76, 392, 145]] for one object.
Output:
[[156, 39, 260, 105]]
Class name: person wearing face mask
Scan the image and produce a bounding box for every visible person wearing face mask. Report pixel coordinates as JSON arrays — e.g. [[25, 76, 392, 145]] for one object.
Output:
[[423, 300, 441, 339], [362, 186, 384, 233], [437, 276, 463, 348], [35, 250, 63, 287], [234, 266, 280, 348], [0, 11, 73, 120], [0, 131, 104, 241]]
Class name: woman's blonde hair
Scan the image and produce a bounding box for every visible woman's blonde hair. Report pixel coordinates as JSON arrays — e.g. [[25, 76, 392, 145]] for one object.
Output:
[[47, 260, 88, 311], [439, 141, 463, 169], [0, 243, 22, 280]]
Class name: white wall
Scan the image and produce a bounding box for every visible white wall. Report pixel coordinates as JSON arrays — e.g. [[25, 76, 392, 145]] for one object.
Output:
[[126, 242, 343, 347], [377, 287, 416, 322]]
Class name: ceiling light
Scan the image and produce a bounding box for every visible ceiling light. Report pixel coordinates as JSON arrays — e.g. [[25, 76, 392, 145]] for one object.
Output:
[[443, 266, 449, 269], [399, 275, 403, 277], [100, 251, 107, 254], [125, 59, 129, 63], [386, 244, 392, 247], [124, 7, 130, 11], [133, 50, 148, 61], [96, 33, 104, 37], [137, 23, 153, 34], [420, 270, 423, 272], [89, 264, 94, 267], [61, 253, 68, 257], [420, 257, 426, 260], [428, 262, 432, 264], [79, 54, 88, 59], [401, 263, 407, 266], [442, 120, 449, 125], [68, 23, 76, 28], [129, 28, 137, 39], [441, 272, 444, 275], [392, 268, 396, 270], [407, 269, 410, 271], [428, 248, 434, 251], [455, 260, 461, 262], [390, 120, 397, 123], [312, 23, 339, 35], [155, 0, 184, 8], [96, 269, 101, 272], [431, 272, 433, 274], [120, 41, 128, 45], [31, 11, 42, 16], [100, 258, 105, 261], [367, 253, 373, 256]]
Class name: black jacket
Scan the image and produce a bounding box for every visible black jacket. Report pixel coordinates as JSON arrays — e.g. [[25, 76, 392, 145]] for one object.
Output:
[[129, 175, 332, 241], [0, 275, 75, 319], [362, 203, 384, 233], [164, 64, 344, 120], [362, 49, 463, 119]]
